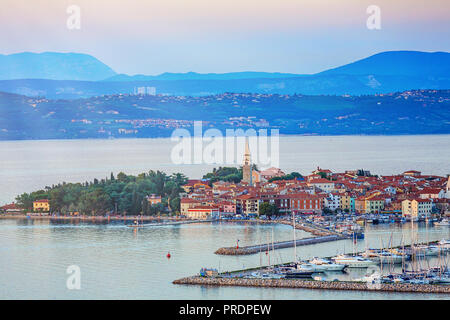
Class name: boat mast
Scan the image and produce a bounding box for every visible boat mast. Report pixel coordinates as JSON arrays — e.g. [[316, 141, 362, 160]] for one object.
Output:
[[272, 226, 275, 266], [292, 211, 297, 263]]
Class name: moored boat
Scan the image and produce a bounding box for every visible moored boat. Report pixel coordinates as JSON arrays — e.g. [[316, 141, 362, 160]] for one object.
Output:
[[434, 218, 450, 226], [309, 257, 347, 271], [331, 254, 377, 268]]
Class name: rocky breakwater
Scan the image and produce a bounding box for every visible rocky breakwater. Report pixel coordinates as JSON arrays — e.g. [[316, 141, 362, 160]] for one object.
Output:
[[173, 277, 450, 294], [277, 220, 340, 237], [214, 234, 345, 255]]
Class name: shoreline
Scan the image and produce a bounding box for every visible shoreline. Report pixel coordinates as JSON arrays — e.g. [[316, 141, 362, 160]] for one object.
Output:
[[1, 133, 450, 143], [0, 214, 189, 222]]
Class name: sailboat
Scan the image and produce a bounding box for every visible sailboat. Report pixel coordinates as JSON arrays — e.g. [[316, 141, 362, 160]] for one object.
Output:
[[279, 212, 315, 278]]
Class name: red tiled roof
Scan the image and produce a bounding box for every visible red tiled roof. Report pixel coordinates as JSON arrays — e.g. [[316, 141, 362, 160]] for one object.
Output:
[[308, 178, 333, 184], [34, 199, 49, 203]]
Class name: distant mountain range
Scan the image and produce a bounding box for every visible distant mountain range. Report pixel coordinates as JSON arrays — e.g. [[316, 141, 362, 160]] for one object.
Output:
[[105, 71, 304, 82], [0, 50, 448, 98], [0, 52, 116, 81], [319, 51, 450, 77]]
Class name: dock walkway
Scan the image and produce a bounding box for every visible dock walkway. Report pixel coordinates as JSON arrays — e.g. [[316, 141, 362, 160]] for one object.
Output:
[[215, 234, 345, 255], [127, 219, 215, 228]]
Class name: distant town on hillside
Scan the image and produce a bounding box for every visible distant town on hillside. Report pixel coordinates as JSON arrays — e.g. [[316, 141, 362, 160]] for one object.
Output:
[[0, 89, 449, 140]]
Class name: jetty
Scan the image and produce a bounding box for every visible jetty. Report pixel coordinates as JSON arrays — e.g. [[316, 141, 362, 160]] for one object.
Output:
[[127, 219, 215, 228], [215, 234, 345, 255], [173, 276, 450, 294], [215, 217, 349, 255]]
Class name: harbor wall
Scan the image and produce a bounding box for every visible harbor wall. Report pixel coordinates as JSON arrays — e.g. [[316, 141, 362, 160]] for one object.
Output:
[[215, 235, 345, 255], [173, 276, 450, 294]]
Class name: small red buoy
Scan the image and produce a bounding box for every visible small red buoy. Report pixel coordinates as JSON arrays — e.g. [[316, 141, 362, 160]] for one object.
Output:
[[166, 252, 171, 259]]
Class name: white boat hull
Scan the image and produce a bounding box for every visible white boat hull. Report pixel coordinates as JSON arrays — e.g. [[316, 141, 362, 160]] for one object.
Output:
[[333, 259, 377, 268]]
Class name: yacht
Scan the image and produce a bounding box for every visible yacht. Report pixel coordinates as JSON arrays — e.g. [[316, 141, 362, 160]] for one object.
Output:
[[438, 239, 450, 250], [388, 248, 412, 260], [415, 245, 441, 256], [354, 272, 382, 284], [430, 275, 450, 284], [434, 218, 450, 226], [309, 257, 347, 271], [275, 266, 314, 279], [250, 271, 284, 279], [332, 254, 377, 268], [407, 277, 430, 285], [362, 249, 405, 264]]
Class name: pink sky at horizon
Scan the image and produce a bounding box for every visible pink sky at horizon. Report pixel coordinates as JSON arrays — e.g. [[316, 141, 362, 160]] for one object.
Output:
[[1, 0, 449, 74]]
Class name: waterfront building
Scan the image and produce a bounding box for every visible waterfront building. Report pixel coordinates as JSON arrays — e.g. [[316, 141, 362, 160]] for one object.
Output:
[[364, 196, 385, 214], [236, 194, 260, 215], [339, 193, 354, 211], [146, 194, 162, 205], [288, 194, 323, 214], [187, 205, 219, 220], [0, 203, 23, 215], [217, 201, 236, 215], [401, 198, 433, 218], [355, 196, 366, 214], [180, 198, 202, 216], [33, 199, 50, 212]]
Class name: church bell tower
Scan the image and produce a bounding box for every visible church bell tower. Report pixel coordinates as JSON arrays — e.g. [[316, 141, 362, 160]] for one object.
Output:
[[242, 138, 252, 185]]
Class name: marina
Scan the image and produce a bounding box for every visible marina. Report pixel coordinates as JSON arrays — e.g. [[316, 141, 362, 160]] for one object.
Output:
[[0, 217, 449, 299], [175, 238, 450, 293]]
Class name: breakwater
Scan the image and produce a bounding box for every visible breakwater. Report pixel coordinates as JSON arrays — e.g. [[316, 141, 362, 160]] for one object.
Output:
[[173, 276, 450, 294], [127, 219, 214, 227], [215, 235, 345, 255], [215, 218, 347, 255], [277, 220, 342, 237]]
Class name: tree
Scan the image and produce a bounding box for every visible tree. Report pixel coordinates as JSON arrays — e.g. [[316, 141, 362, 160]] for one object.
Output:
[[142, 197, 149, 215], [203, 167, 243, 183], [317, 172, 328, 179], [269, 172, 303, 182], [259, 202, 279, 218], [13, 169, 186, 217]]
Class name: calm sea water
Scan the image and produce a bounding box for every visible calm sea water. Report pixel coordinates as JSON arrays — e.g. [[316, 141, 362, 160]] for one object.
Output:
[[0, 135, 449, 204], [0, 219, 449, 300], [0, 135, 449, 299]]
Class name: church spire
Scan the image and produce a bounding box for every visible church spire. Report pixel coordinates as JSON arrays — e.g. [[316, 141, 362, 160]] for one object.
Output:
[[242, 137, 252, 185], [244, 138, 251, 165]]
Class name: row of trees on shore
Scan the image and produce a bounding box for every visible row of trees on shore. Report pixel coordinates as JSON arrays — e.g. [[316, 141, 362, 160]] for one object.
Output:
[[15, 171, 188, 216]]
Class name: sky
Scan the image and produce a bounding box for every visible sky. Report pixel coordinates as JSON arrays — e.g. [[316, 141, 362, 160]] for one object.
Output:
[[1, 0, 449, 75]]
